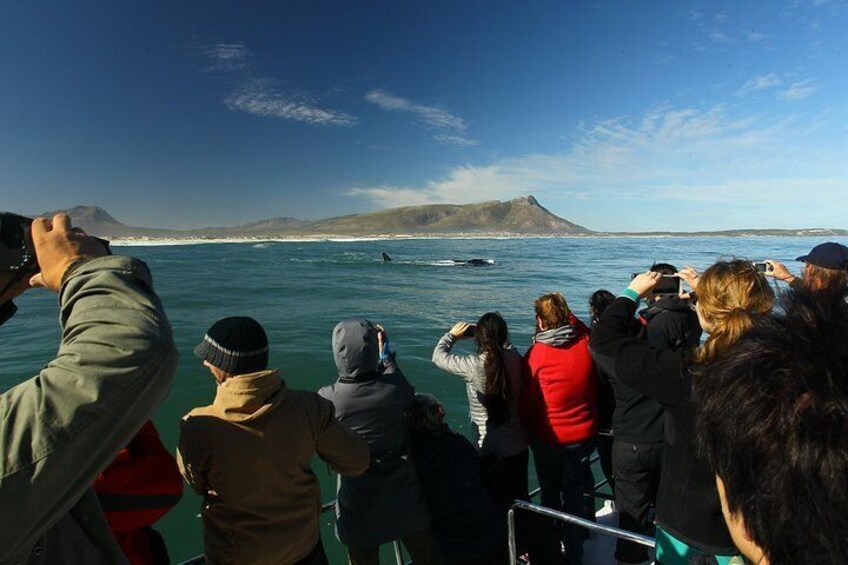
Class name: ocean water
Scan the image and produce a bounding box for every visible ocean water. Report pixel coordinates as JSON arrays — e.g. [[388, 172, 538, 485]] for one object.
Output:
[[2, 236, 845, 562]]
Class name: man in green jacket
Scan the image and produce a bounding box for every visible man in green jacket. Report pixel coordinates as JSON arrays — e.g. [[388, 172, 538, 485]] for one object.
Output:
[[0, 213, 179, 564]]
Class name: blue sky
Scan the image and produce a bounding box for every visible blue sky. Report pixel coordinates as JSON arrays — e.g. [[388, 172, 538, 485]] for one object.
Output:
[[1, 0, 847, 231]]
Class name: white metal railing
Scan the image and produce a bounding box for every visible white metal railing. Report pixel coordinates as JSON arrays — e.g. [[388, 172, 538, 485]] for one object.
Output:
[[507, 500, 655, 565]]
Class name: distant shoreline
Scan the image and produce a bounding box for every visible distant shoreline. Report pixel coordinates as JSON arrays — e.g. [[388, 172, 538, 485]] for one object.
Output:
[[109, 231, 848, 246]]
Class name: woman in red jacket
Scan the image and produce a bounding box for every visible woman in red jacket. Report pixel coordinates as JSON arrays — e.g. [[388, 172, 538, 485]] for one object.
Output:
[[521, 292, 597, 565]]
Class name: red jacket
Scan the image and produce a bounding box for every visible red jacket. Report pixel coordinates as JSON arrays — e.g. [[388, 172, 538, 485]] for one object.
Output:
[[520, 317, 597, 446], [93, 421, 183, 564]]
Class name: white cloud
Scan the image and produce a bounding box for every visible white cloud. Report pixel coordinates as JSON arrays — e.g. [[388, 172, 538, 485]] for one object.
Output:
[[746, 30, 769, 42], [736, 73, 782, 95], [344, 104, 848, 229], [778, 79, 819, 100], [654, 52, 674, 64], [204, 43, 250, 71], [433, 133, 479, 147], [224, 80, 358, 127], [709, 29, 734, 44], [365, 89, 478, 146]]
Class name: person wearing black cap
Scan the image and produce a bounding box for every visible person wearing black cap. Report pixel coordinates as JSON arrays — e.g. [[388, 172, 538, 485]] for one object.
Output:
[[177, 316, 370, 565], [766, 242, 848, 293]]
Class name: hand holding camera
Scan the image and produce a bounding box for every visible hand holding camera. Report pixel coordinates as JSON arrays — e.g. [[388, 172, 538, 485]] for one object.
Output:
[[627, 272, 664, 299], [375, 324, 392, 360], [676, 266, 701, 291], [29, 214, 109, 292], [762, 260, 795, 284], [449, 322, 475, 339]]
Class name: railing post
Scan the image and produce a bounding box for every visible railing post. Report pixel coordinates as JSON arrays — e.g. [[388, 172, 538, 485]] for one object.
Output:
[[392, 540, 404, 565], [507, 508, 517, 565]]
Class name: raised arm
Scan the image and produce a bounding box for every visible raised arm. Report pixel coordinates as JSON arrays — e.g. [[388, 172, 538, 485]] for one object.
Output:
[[432, 332, 480, 381], [589, 293, 690, 409], [0, 253, 178, 554]]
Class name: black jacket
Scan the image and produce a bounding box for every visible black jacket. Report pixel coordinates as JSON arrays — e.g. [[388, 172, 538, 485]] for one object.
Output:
[[638, 295, 703, 352], [589, 297, 735, 555], [410, 427, 506, 561], [601, 295, 703, 444]]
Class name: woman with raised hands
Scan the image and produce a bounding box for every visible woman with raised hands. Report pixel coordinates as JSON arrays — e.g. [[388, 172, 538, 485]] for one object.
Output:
[[432, 312, 529, 509], [589, 260, 774, 565]]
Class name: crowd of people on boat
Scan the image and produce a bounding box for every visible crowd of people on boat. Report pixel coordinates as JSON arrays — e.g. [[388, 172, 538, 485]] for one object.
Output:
[[1, 213, 848, 565]]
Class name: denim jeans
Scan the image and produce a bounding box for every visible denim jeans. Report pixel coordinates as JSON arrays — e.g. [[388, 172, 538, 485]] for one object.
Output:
[[531, 440, 596, 565]]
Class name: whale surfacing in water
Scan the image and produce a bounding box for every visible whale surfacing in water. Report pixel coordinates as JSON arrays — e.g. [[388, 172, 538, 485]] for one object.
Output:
[[382, 252, 494, 266], [451, 259, 495, 267]]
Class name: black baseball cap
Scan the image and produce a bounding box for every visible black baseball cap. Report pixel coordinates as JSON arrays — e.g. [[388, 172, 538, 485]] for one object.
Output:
[[194, 316, 269, 375], [796, 242, 848, 271]]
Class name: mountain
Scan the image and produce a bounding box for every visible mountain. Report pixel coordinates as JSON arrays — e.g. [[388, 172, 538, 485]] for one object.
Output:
[[46, 196, 590, 238], [42, 206, 185, 238], [42, 199, 848, 239], [305, 195, 589, 235]]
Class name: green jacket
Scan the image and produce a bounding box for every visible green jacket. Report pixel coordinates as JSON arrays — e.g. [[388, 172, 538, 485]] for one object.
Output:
[[0, 256, 179, 564]]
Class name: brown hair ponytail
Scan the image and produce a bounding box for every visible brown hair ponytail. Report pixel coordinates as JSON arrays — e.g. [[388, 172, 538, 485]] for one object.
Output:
[[476, 312, 510, 426], [695, 260, 775, 365]]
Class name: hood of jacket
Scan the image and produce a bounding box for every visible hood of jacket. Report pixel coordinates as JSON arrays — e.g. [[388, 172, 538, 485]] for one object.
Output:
[[332, 318, 379, 380], [211, 369, 286, 422], [640, 295, 694, 321]]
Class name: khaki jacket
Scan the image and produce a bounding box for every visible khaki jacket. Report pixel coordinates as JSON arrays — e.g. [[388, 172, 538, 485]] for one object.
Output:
[[0, 257, 179, 564], [178, 371, 369, 565]]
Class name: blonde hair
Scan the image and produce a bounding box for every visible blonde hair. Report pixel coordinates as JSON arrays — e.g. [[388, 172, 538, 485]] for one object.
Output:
[[535, 292, 571, 329], [695, 260, 775, 365]]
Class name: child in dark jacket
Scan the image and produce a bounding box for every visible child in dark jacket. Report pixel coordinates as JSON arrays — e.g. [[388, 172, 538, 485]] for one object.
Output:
[[409, 394, 508, 565]]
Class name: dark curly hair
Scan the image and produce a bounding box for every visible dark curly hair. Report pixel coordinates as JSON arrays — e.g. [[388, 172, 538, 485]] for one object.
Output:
[[696, 287, 848, 564]]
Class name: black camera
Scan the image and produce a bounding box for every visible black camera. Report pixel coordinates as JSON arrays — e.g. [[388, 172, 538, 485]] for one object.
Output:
[[631, 272, 682, 295], [0, 213, 37, 274]]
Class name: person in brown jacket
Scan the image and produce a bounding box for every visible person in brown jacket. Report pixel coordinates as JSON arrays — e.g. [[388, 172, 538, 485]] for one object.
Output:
[[178, 316, 370, 565]]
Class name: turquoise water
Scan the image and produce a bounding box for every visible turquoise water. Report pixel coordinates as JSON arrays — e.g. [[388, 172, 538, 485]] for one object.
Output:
[[2, 236, 845, 562]]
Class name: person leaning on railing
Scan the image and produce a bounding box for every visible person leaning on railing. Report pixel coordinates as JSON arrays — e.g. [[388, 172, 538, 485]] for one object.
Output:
[[0, 214, 179, 565], [320, 319, 441, 565], [178, 316, 370, 565], [408, 393, 509, 564], [520, 292, 597, 565], [589, 260, 774, 565]]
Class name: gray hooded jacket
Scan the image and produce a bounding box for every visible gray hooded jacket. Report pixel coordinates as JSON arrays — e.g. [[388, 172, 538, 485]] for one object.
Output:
[[318, 319, 431, 548]]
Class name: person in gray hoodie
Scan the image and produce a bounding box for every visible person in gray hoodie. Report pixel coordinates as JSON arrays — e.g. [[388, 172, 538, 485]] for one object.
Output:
[[319, 319, 441, 565]]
